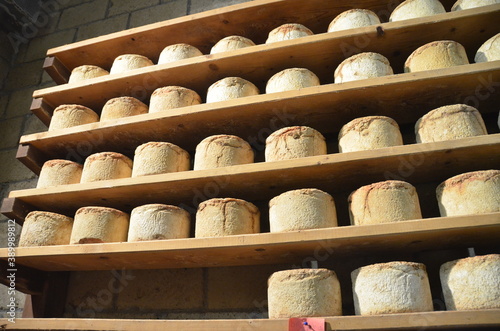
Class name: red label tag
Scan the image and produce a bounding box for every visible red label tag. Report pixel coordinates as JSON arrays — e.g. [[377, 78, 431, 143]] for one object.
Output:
[[289, 318, 325, 331]]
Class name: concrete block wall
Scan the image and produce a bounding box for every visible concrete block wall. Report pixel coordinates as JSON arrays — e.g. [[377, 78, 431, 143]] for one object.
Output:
[[0, 0, 252, 319]]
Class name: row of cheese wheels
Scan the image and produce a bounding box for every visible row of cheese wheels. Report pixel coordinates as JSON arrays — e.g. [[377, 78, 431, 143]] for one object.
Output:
[[66, 0, 500, 84], [20, 169, 500, 246]]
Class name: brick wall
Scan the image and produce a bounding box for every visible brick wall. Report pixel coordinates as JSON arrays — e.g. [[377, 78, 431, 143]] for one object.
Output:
[[0, 0, 251, 319]]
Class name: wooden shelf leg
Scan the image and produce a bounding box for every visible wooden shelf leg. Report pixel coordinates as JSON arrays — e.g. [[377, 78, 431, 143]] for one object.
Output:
[[43, 56, 71, 85], [1, 198, 36, 225], [16, 144, 47, 175], [32, 272, 70, 318], [30, 98, 54, 127]]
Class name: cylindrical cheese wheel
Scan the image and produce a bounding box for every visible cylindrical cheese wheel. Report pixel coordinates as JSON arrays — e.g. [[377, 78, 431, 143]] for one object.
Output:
[[193, 135, 254, 170], [404, 40, 469, 73], [352, 261, 433, 315], [452, 0, 500, 11], [70, 206, 129, 244], [80, 152, 133, 183], [269, 188, 337, 232], [266, 68, 320, 94], [475, 33, 500, 63], [132, 142, 190, 177], [328, 9, 381, 32], [37, 160, 83, 188], [268, 269, 342, 319], [334, 52, 393, 83], [440, 254, 500, 310], [349, 180, 422, 226], [19, 211, 73, 246], [415, 104, 487, 143], [210, 35, 255, 54], [128, 204, 190, 241], [100, 96, 148, 121], [49, 104, 99, 131], [149, 86, 201, 112], [109, 54, 154, 74], [158, 43, 203, 64], [339, 116, 403, 153], [68, 65, 109, 83], [389, 0, 446, 22], [265, 126, 327, 162], [195, 198, 260, 238], [266, 23, 314, 44], [206, 77, 259, 103], [437, 170, 500, 216]]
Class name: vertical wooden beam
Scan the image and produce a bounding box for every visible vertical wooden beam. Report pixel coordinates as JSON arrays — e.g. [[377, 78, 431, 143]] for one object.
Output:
[[30, 98, 53, 127], [16, 144, 47, 175], [31, 272, 70, 318], [0, 198, 35, 225], [43, 56, 71, 85]]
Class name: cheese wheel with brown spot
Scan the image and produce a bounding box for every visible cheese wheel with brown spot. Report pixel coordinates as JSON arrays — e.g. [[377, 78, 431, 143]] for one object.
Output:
[[268, 269, 342, 318], [37, 160, 83, 188], [452, 0, 500, 11], [149, 86, 201, 112], [404, 41, 469, 73], [49, 104, 99, 131], [210, 36, 255, 54], [266, 68, 320, 94], [334, 52, 393, 83], [100, 96, 148, 121], [132, 142, 190, 177], [269, 188, 337, 232], [440, 254, 500, 310], [352, 261, 433, 315], [195, 198, 260, 238], [110, 54, 154, 74], [19, 211, 73, 246], [475, 33, 500, 63], [158, 43, 203, 64], [68, 65, 109, 83], [390, 0, 446, 22], [70, 207, 129, 244], [266, 23, 313, 44], [265, 126, 326, 162], [436, 170, 500, 216], [193, 135, 254, 170], [328, 9, 381, 32], [415, 104, 487, 143], [349, 180, 422, 225], [128, 204, 190, 241], [206, 77, 259, 103], [339, 116, 403, 153], [81, 152, 133, 183]]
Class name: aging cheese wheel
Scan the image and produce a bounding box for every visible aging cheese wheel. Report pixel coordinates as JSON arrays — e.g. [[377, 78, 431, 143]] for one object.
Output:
[[328, 9, 381, 32], [268, 269, 342, 318], [334, 52, 393, 83], [128, 204, 190, 241], [195, 198, 260, 238], [440, 254, 500, 310], [100, 96, 148, 121], [193, 134, 254, 170], [68, 65, 109, 83], [265, 126, 327, 162], [452, 0, 500, 11], [436, 170, 500, 216], [109, 54, 154, 74], [37, 160, 83, 188], [266, 23, 313, 44], [475, 33, 500, 63], [80, 152, 133, 183], [210, 35, 255, 54], [339, 116, 403, 153], [415, 104, 487, 143], [352, 261, 434, 315], [132, 141, 190, 177], [158, 43, 203, 64], [70, 206, 129, 244], [404, 40, 469, 73], [269, 188, 337, 232], [389, 0, 446, 22], [206, 77, 259, 103], [149, 86, 201, 112], [49, 104, 99, 131], [19, 211, 73, 246], [266, 68, 320, 94], [349, 180, 422, 225]]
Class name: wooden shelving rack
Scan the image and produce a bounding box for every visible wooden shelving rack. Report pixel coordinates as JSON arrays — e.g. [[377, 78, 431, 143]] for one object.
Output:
[[1, 0, 499, 329]]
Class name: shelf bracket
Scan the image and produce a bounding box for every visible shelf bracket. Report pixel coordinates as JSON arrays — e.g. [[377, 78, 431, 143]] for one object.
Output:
[[17, 144, 47, 175], [30, 98, 53, 127], [1, 198, 36, 225], [43, 56, 70, 85]]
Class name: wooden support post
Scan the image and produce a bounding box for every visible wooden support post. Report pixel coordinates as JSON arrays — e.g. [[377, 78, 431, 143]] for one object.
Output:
[[16, 144, 47, 175], [30, 98, 53, 127], [0, 198, 35, 225], [43, 56, 71, 85], [31, 272, 70, 318]]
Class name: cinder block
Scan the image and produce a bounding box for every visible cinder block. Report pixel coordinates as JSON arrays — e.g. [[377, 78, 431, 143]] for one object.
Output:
[[0, 117, 23, 149], [5, 87, 37, 118], [109, 0, 160, 16], [76, 14, 129, 42], [22, 114, 48, 135], [0, 31, 15, 62], [129, 2, 188, 29], [0, 283, 26, 318], [58, 1, 108, 30], [0, 218, 22, 248], [5, 60, 43, 90], [0, 58, 10, 89], [0, 94, 8, 118], [0, 149, 37, 183], [188, 0, 250, 14], [116, 268, 203, 310], [24, 29, 76, 62]]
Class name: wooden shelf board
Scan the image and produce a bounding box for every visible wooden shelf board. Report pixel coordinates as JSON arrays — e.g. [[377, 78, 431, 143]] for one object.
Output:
[[2, 309, 500, 330], [0, 214, 498, 272]]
